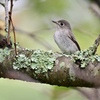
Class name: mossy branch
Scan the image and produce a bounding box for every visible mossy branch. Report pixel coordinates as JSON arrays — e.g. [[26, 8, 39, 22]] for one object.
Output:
[[0, 35, 100, 88]]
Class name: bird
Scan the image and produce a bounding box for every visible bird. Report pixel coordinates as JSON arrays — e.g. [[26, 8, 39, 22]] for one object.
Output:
[[52, 19, 80, 54]]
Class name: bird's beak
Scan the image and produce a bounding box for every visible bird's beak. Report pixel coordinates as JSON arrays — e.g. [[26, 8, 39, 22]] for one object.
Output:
[[52, 20, 59, 26]]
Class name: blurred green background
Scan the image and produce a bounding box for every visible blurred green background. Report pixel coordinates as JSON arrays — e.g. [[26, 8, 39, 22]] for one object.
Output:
[[0, 0, 100, 100]]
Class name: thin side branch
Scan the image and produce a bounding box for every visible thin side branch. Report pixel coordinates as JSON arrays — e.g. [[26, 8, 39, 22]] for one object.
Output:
[[10, 18, 17, 54], [0, 2, 5, 7], [5, 0, 17, 54], [7, 0, 13, 45], [5, 0, 9, 33]]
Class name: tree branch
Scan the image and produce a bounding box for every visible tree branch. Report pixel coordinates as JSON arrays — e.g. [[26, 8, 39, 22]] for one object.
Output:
[[0, 48, 100, 87], [0, 34, 100, 88]]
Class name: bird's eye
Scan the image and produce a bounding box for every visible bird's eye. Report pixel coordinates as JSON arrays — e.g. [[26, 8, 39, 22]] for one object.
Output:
[[60, 22, 64, 26]]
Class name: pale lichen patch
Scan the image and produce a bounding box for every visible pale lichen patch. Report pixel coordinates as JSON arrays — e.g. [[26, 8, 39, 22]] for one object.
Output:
[[13, 49, 56, 74], [60, 62, 65, 68], [0, 47, 10, 63]]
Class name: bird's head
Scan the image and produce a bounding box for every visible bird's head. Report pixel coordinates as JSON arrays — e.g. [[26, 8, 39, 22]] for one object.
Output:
[[52, 20, 71, 30]]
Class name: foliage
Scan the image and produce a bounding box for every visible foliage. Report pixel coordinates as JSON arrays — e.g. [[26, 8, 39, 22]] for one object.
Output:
[[30, 0, 68, 15]]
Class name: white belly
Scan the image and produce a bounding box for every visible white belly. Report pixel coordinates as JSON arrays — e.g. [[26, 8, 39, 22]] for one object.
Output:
[[54, 30, 78, 54]]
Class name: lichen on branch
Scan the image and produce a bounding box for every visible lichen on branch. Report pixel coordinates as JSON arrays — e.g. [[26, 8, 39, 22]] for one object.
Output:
[[0, 34, 100, 87], [13, 49, 56, 74]]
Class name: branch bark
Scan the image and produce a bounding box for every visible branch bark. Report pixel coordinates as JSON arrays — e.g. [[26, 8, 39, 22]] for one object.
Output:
[[0, 45, 100, 87]]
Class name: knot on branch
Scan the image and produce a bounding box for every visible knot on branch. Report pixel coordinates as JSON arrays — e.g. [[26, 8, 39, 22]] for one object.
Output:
[[0, 34, 12, 49]]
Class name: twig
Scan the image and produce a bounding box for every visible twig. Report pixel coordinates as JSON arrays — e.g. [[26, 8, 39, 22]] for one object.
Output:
[[5, 0, 9, 33], [4, 0, 17, 54], [9, 0, 17, 54], [10, 17, 17, 54], [7, 0, 13, 45], [5, 0, 11, 45], [0, 2, 5, 7], [91, 34, 100, 54], [94, 34, 100, 46]]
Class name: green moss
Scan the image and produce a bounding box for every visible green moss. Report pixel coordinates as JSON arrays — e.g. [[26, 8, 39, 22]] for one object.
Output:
[[0, 47, 10, 63], [13, 49, 56, 74], [71, 44, 100, 68]]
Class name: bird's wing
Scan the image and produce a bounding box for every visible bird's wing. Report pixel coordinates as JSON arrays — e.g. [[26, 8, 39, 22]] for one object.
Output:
[[67, 31, 81, 50]]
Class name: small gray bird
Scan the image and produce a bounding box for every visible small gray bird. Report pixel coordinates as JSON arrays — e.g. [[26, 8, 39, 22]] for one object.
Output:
[[52, 20, 80, 54]]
